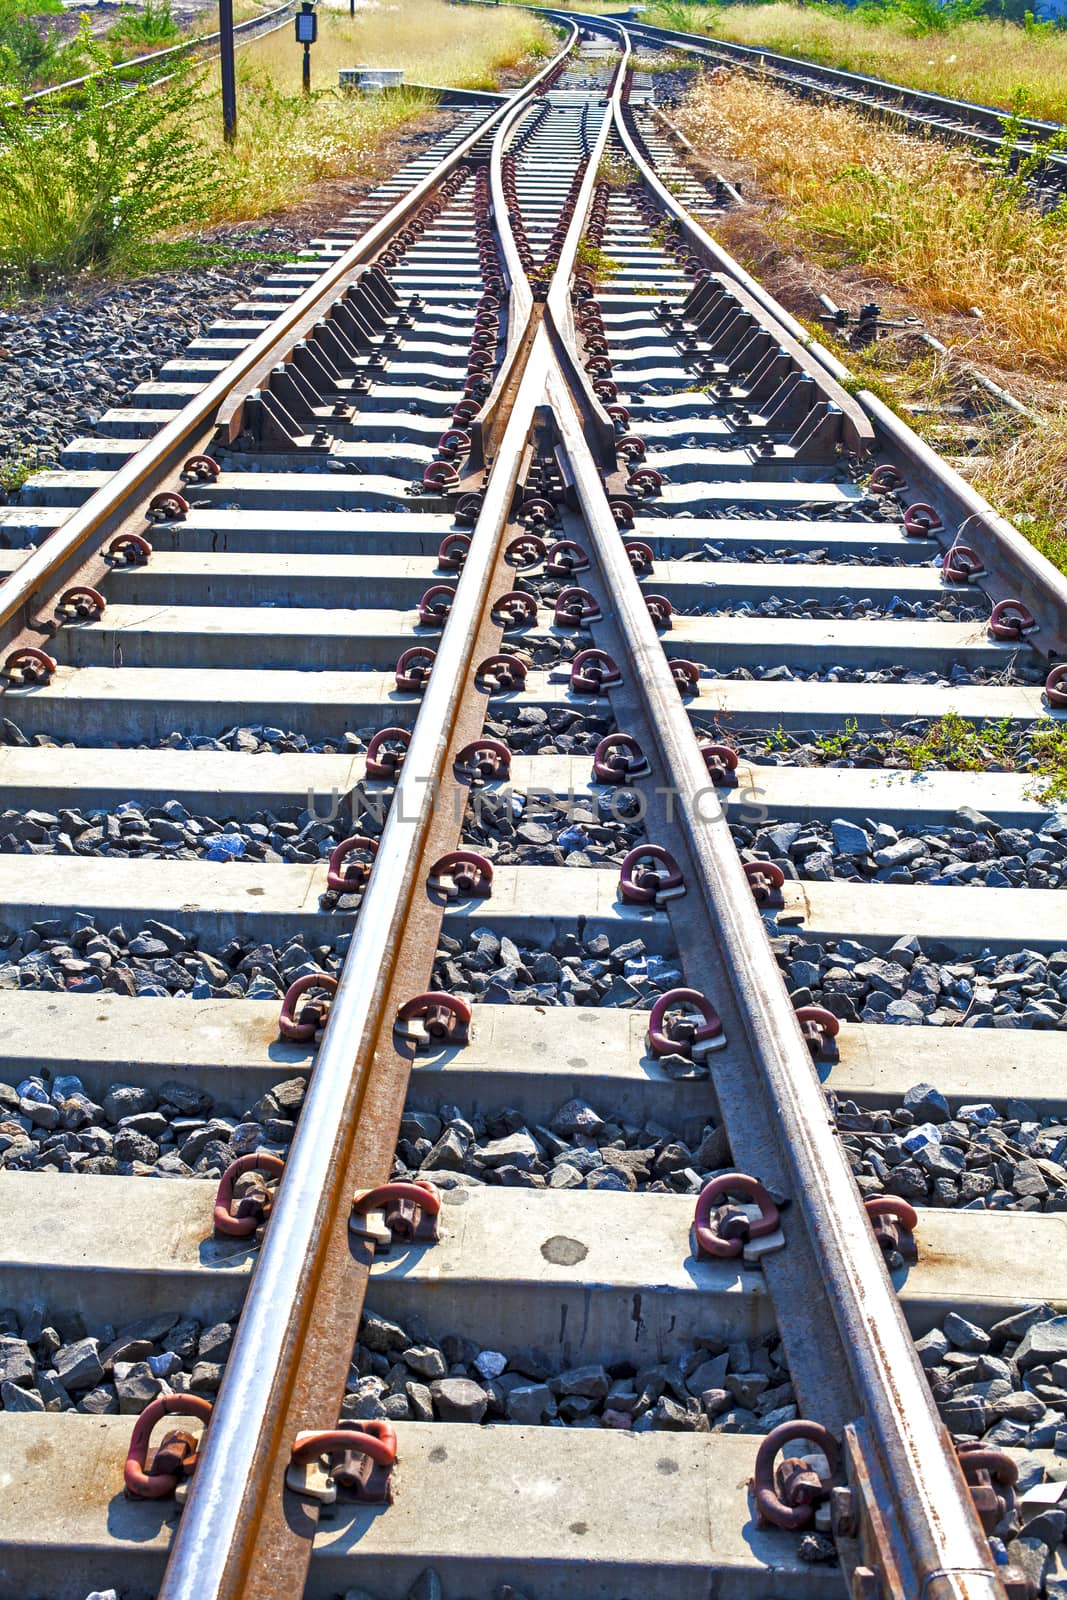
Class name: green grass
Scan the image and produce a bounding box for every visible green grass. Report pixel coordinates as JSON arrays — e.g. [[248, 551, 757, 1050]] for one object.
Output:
[[761, 712, 1067, 804], [0, 36, 212, 288], [107, 0, 181, 50]]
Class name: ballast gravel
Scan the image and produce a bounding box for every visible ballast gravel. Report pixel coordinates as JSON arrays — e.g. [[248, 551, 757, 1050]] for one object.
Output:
[[919, 1306, 1067, 1582], [835, 1085, 1067, 1213], [737, 812, 1067, 890], [771, 931, 1067, 1031], [391, 1096, 728, 1196], [0, 226, 305, 501], [343, 1315, 794, 1435]]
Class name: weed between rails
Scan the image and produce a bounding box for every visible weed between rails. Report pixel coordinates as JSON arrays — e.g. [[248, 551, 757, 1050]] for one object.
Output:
[[767, 714, 1067, 804]]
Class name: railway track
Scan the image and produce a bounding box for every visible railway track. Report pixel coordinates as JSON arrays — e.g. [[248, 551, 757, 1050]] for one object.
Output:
[[550, 5, 1067, 193], [0, 13, 1065, 1600], [21, 0, 300, 111]]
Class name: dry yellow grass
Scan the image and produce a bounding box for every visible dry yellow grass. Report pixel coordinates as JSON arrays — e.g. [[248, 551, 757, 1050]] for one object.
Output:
[[646, 2, 1067, 124], [194, 0, 552, 222], [676, 72, 1067, 372]]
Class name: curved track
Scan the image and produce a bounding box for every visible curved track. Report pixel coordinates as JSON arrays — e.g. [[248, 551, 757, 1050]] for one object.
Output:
[[0, 15, 1064, 1600], [549, 4, 1067, 191]]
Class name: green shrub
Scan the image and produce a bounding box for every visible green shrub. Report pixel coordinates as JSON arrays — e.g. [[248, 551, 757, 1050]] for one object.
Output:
[[0, 0, 86, 87], [108, 0, 182, 51], [0, 33, 215, 287]]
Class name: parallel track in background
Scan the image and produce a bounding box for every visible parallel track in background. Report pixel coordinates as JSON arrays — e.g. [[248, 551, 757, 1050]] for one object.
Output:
[[0, 12, 1064, 1600]]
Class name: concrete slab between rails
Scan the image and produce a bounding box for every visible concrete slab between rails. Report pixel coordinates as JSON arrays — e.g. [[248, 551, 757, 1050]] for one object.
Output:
[[103, 551, 462, 605], [49, 609, 1019, 680], [647, 557, 951, 602], [52, 604, 434, 672], [693, 677, 1052, 729], [1, 746, 1057, 834], [0, 744, 367, 813], [0, 1173, 1061, 1359], [662, 616, 1011, 674], [829, 1024, 1067, 1115], [18, 470, 452, 513], [0, 857, 678, 952], [142, 507, 459, 555], [734, 761, 1064, 827], [98, 552, 958, 607], [0, 1175, 775, 1354], [3, 988, 1060, 1123], [625, 516, 937, 558], [0, 991, 713, 1131], [0, 1416, 837, 1600], [0, 664, 409, 742], [772, 877, 1067, 954]]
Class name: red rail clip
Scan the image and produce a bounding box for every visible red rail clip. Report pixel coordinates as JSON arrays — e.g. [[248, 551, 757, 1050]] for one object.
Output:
[[693, 1172, 781, 1260], [214, 1151, 286, 1238], [619, 844, 685, 905], [864, 1196, 918, 1265], [571, 648, 622, 695], [752, 1420, 840, 1530], [475, 654, 527, 693], [428, 850, 493, 900], [125, 1395, 213, 1500], [593, 733, 650, 784], [394, 991, 472, 1049], [3, 646, 57, 686], [366, 727, 411, 779], [287, 1419, 397, 1505], [351, 1179, 442, 1248], [278, 972, 338, 1042], [647, 987, 725, 1061], [326, 835, 378, 894]]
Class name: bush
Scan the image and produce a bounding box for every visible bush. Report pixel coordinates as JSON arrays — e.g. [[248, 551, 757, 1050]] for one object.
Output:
[[0, 33, 215, 287], [0, 0, 85, 87], [108, 0, 182, 51]]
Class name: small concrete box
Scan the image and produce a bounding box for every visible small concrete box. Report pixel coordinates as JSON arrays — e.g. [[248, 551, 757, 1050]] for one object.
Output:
[[339, 65, 405, 91]]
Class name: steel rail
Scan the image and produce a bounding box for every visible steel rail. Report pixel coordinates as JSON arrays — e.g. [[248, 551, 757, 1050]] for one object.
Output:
[[21, 0, 299, 108], [529, 27, 1008, 1592], [156, 27, 591, 1600], [546, 4, 1067, 178], [0, 42, 568, 657], [579, 7, 1067, 657]]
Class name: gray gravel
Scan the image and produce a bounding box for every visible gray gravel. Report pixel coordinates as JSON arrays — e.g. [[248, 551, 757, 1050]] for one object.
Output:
[[699, 662, 1022, 686], [922, 1305, 1067, 1584], [393, 1097, 728, 1195], [0, 917, 346, 997], [345, 1314, 794, 1433], [737, 811, 1067, 889], [1, 1070, 303, 1177], [0, 226, 304, 505], [464, 787, 643, 867], [771, 931, 1067, 1030], [2, 715, 369, 755], [689, 594, 988, 622], [432, 927, 683, 1013], [0, 1305, 236, 1415], [835, 1085, 1067, 1212]]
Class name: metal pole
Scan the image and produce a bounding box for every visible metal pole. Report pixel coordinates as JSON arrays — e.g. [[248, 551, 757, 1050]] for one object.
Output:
[[302, 38, 311, 93], [219, 0, 237, 143]]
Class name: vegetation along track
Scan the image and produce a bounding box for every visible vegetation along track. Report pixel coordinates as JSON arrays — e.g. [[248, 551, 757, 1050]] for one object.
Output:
[[551, 6, 1067, 197], [0, 12, 1066, 1600], [20, 0, 301, 110]]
